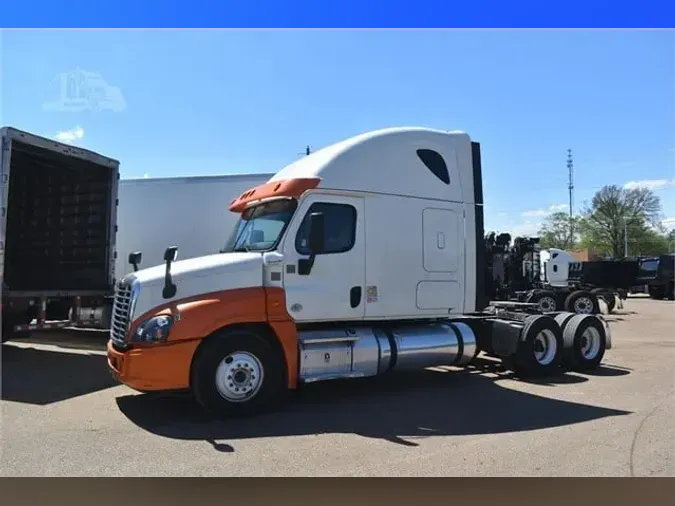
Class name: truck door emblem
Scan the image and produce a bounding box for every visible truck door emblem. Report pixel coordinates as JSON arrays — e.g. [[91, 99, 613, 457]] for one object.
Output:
[[174, 312, 182, 322], [291, 303, 302, 312], [324, 353, 330, 363]]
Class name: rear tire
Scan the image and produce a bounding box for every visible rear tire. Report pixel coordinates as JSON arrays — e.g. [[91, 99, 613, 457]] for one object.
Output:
[[190, 328, 288, 418], [527, 290, 558, 313], [648, 285, 664, 300], [590, 288, 616, 313], [564, 290, 599, 315], [510, 315, 564, 378], [560, 314, 607, 371]]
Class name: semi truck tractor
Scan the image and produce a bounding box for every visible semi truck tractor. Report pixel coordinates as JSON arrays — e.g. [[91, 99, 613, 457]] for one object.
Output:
[[106, 127, 613, 418], [1, 126, 120, 341]]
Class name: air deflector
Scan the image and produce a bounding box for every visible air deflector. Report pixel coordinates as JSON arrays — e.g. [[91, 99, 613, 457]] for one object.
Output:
[[416, 149, 450, 185]]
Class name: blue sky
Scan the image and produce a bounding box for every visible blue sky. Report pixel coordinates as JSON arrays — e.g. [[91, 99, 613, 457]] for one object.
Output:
[[1, 29, 673, 235]]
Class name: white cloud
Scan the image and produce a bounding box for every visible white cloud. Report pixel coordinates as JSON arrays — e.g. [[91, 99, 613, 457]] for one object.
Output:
[[54, 126, 84, 144], [510, 220, 543, 237], [623, 179, 675, 191], [521, 203, 568, 218], [662, 217, 675, 230]]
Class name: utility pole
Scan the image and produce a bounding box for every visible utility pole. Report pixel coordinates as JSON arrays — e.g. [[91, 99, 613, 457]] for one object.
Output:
[[567, 149, 575, 247], [624, 217, 629, 257]]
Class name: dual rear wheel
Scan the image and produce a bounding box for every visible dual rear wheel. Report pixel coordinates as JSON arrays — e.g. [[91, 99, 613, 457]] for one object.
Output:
[[506, 313, 607, 377]]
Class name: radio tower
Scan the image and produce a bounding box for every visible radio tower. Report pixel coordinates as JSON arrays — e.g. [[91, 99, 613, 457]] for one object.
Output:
[[567, 149, 575, 247]]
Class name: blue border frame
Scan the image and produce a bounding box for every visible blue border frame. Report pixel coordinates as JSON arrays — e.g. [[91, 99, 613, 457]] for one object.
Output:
[[1, 0, 673, 28]]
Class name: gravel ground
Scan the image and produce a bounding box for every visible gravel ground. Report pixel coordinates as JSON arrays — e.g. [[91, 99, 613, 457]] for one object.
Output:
[[1, 296, 673, 476]]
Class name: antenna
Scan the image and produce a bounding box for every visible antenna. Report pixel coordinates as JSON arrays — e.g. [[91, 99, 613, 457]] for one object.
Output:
[[567, 149, 575, 246], [298, 145, 311, 157]]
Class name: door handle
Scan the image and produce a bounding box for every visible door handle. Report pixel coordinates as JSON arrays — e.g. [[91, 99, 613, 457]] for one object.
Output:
[[350, 286, 362, 308]]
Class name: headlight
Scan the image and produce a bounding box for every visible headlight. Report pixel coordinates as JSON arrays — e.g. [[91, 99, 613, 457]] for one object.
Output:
[[132, 315, 173, 344]]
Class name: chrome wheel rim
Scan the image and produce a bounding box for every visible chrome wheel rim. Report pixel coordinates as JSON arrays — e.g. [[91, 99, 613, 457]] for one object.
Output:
[[215, 351, 264, 402], [574, 296, 594, 314], [538, 296, 556, 312], [579, 327, 602, 360], [533, 329, 557, 365]]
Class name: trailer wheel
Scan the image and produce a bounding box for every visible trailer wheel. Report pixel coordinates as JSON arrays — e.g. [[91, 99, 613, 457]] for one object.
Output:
[[510, 315, 564, 378], [554, 312, 576, 334], [564, 290, 599, 315], [590, 288, 616, 313], [190, 328, 287, 418], [560, 314, 607, 371], [667, 282, 674, 301], [527, 290, 558, 313]]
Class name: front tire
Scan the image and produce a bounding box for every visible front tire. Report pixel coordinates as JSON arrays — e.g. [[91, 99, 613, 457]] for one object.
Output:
[[190, 329, 287, 418]]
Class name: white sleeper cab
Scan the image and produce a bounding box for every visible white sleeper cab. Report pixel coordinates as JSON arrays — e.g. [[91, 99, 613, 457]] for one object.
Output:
[[106, 127, 612, 417]]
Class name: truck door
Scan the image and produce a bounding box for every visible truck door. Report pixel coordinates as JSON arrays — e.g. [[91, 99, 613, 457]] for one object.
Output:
[[280, 194, 366, 322]]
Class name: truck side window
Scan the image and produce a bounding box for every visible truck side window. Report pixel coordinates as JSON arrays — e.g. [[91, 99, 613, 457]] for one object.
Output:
[[295, 202, 357, 255]]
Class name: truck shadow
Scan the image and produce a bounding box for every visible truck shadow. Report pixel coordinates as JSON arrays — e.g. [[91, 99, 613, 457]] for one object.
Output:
[[1, 343, 118, 405], [116, 359, 631, 451]]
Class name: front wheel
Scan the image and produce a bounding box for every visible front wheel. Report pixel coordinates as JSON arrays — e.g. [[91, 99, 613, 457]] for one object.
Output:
[[190, 329, 288, 418]]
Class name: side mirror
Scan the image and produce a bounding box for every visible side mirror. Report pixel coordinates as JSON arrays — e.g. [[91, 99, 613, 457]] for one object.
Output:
[[308, 212, 325, 254], [162, 246, 179, 299], [164, 246, 178, 263], [128, 251, 142, 272], [298, 212, 325, 276]]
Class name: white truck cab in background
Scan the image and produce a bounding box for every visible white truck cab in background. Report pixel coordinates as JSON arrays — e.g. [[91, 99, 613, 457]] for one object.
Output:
[[541, 248, 576, 286]]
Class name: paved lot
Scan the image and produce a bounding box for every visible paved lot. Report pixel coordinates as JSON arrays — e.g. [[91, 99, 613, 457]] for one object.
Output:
[[1, 296, 674, 477]]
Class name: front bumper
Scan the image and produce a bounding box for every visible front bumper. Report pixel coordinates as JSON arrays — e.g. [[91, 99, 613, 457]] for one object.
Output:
[[107, 339, 201, 392]]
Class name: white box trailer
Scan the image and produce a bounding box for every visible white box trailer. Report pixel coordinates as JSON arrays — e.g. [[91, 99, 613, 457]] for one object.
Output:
[[115, 173, 274, 279]]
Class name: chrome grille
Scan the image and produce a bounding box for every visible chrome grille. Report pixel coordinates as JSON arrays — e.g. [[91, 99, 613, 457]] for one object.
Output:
[[110, 279, 135, 345]]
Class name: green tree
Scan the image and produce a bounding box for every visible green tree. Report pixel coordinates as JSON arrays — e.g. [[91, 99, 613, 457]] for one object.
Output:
[[537, 211, 583, 250], [580, 185, 665, 258]]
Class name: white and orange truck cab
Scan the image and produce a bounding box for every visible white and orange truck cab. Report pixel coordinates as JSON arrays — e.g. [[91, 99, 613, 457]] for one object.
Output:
[[107, 127, 612, 417]]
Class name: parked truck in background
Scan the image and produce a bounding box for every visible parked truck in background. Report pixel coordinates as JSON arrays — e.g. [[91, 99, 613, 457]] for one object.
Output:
[[635, 254, 675, 300], [1, 126, 120, 342], [106, 127, 613, 418], [115, 173, 273, 280]]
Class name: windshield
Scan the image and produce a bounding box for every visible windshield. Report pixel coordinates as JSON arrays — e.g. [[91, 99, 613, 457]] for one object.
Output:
[[222, 199, 297, 253], [638, 259, 660, 277]]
